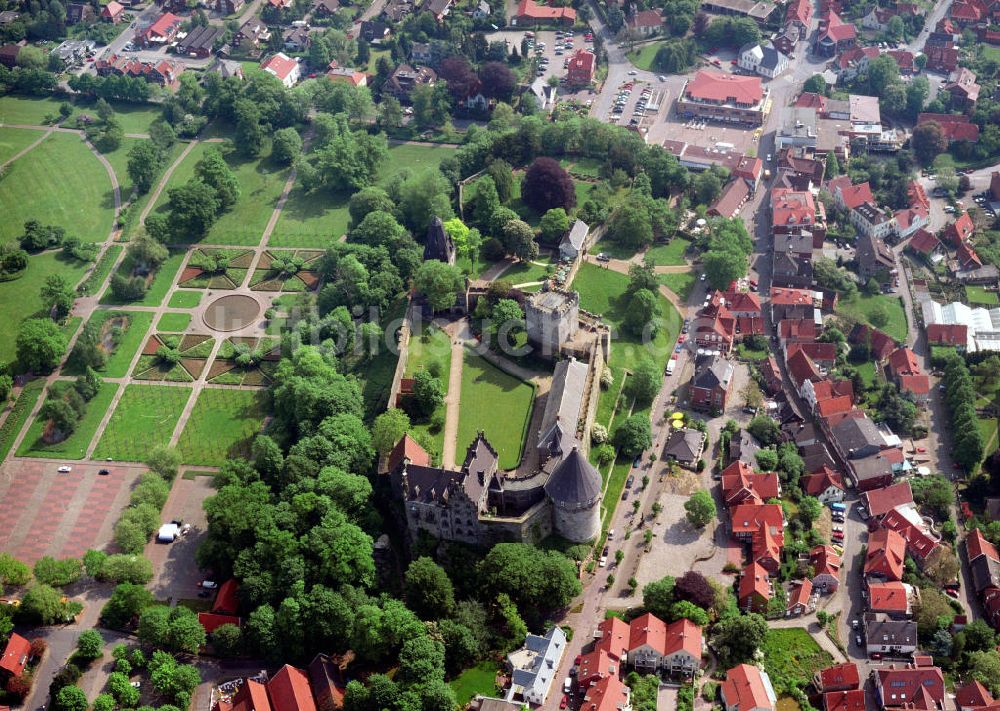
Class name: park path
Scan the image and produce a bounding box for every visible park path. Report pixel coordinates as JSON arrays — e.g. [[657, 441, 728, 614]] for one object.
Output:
[[581, 253, 687, 313], [0, 127, 53, 168], [440, 319, 470, 470], [140, 139, 198, 226], [479, 258, 514, 281]]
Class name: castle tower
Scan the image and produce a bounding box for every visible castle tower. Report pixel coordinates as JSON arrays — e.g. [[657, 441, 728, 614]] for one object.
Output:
[[543, 445, 602, 543], [525, 289, 580, 358]]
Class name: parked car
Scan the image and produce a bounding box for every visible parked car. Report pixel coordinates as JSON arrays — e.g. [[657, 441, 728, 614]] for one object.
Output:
[[57, 465, 72, 473], [599, 556, 607, 567], [855, 635, 862, 646], [98, 468, 110, 475]]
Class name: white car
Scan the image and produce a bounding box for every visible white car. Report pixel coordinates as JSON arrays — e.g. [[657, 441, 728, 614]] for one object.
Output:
[[599, 556, 607, 567], [628, 70, 638, 75], [200, 580, 219, 589], [57, 465, 72, 473]]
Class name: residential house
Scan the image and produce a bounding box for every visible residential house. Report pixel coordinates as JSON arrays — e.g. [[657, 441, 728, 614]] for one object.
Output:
[[422, 0, 452, 20], [827, 176, 875, 212], [925, 43, 959, 73], [730, 503, 784, 573], [281, 26, 312, 52], [660, 618, 703, 675], [327, 65, 367, 86], [311, 0, 340, 16], [729, 429, 762, 466], [926, 323, 968, 350], [594, 616, 630, 661], [709, 178, 750, 218], [966, 528, 1000, 594], [359, 21, 390, 43], [801, 466, 845, 503], [512, 0, 575, 25], [943, 212, 975, 246], [786, 342, 836, 372], [787, 349, 823, 391], [955, 681, 995, 711], [308, 654, 346, 711], [472, 0, 491, 19], [872, 665, 944, 708], [947, 67, 981, 111], [771, 187, 825, 242], [770, 286, 817, 322], [261, 52, 300, 87], [178, 25, 222, 58], [893, 206, 929, 241], [834, 46, 878, 81], [815, 10, 857, 57], [862, 481, 914, 520], [383, 64, 436, 104], [867, 581, 915, 617], [565, 49, 596, 86], [233, 19, 270, 50], [800, 375, 853, 412], [737, 42, 789, 79], [505, 627, 566, 706], [772, 233, 814, 288], [822, 691, 866, 711], [865, 528, 906, 582], [785, 0, 811, 35], [581, 675, 631, 711], [626, 613, 666, 671], [102, 1, 125, 22], [848, 323, 896, 360], [776, 148, 825, 191], [864, 613, 918, 657], [850, 202, 895, 241], [738, 562, 772, 613], [787, 579, 813, 616], [663, 428, 706, 469], [778, 317, 818, 346], [815, 663, 860, 694], [885, 348, 930, 404], [760, 356, 782, 395], [907, 228, 944, 261], [0, 11, 20, 24], [577, 649, 618, 690], [720, 461, 781, 508], [66, 3, 95, 23], [216, 0, 245, 13], [957, 242, 985, 271], [0, 44, 21, 69], [558, 219, 589, 261], [136, 12, 182, 47], [0, 633, 30, 679], [917, 112, 980, 142], [626, 8, 662, 36], [690, 353, 735, 412], [810, 545, 842, 592], [856, 232, 895, 281], [721, 664, 777, 711]]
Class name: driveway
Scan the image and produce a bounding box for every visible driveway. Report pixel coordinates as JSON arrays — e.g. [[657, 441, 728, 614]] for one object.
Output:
[[145, 473, 214, 604]]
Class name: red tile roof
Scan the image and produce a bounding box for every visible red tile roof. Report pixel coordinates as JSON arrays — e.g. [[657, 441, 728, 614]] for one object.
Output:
[[580, 674, 629, 711], [926, 323, 968, 346], [629, 613, 667, 656], [0, 633, 29, 677], [686, 70, 763, 105], [722, 290, 762, 314], [738, 562, 771, 604], [823, 690, 866, 711], [388, 433, 431, 471], [918, 112, 981, 142], [958, 241, 983, 269], [867, 581, 910, 613], [908, 228, 942, 255], [898, 374, 931, 396], [956, 681, 994, 709], [849, 323, 895, 360], [795, 92, 827, 111], [144, 12, 181, 38], [731, 503, 784, 536], [199, 612, 242, 634], [866, 528, 906, 581], [788, 578, 813, 609], [721, 462, 781, 507], [787, 349, 822, 388], [779, 318, 818, 341], [628, 8, 662, 27], [268, 665, 317, 711], [810, 544, 842, 578], [879, 508, 940, 563], [817, 663, 860, 692], [967, 528, 1000, 562], [786, 0, 811, 25], [944, 212, 976, 246], [232, 679, 272, 711], [595, 616, 630, 659], [863, 482, 914, 518], [577, 649, 617, 688], [815, 395, 853, 418], [566, 49, 595, 76], [908, 181, 930, 211], [721, 664, 774, 711], [802, 466, 844, 496], [828, 176, 875, 210], [771, 188, 816, 227], [664, 618, 703, 660], [788, 342, 837, 364], [213, 578, 240, 615], [262, 53, 298, 81], [875, 667, 944, 708], [819, 10, 857, 41], [515, 0, 576, 20], [103, 1, 124, 16]]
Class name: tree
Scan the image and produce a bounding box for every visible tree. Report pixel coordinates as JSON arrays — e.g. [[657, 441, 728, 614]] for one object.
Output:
[[413, 261, 463, 312], [272, 127, 303, 165], [411, 371, 445, 418], [669, 600, 709, 626], [798, 496, 823, 526], [55, 685, 88, 711], [712, 613, 768, 666], [521, 157, 576, 212], [477, 544, 581, 622], [164, 179, 221, 240], [34, 556, 83, 587], [486, 160, 514, 204], [212, 624, 243, 657], [623, 289, 659, 337], [803, 74, 826, 94], [195, 147, 241, 210], [491, 298, 524, 341], [684, 490, 715, 528], [539, 208, 570, 244], [608, 202, 653, 249], [127, 141, 163, 194], [614, 414, 652, 457], [479, 62, 517, 102], [912, 121, 948, 166], [372, 409, 411, 455], [642, 576, 676, 619], [501, 219, 539, 261], [914, 587, 954, 637], [21, 584, 68, 624], [625, 360, 661, 405], [674, 571, 715, 609], [967, 651, 1000, 697], [146, 446, 181, 481], [97, 554, 154, 584], [703, 249, 747, 290], [754, 447, 779, 471], [377, 95, 403, 130], [41, 274, 75, 319], [405, 557, 455, 619], [868, 301, 890, 329], [747, 415, 781, 446], [17, 318, 68, 372], [107, 672, 140, 707], [127, 233, 169, 274], [75, 629, 104, 660]]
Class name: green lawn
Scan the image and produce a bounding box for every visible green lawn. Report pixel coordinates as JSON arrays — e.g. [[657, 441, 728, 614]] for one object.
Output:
[[0, 380, 45, 462], [645, 238, 692, 266], [157, 313, 192, 332], [379, 142, 455, 184], [403, 321, 452, 453], [100, 250, 186, 307], [0, 95, 72, 125], [99, 136, 143, 196], [79, 245, 124, 297], [0, 127, 44, 164], [457, 350, 536, 470], [760, 628, 833, 695], [17, 381, 119, 459], [269, 185, 351, 248], [0, 251, 92, 365], [627, 42, 665, 71], [0, 132, 114, 245], [854, 361, 877, 390], [571, 262, 682, 372], [978, 417, 999, 457], [966, 285, 999, 305], [566, 157, 602, 177], [449, 662, 500, 706], [660, 272, 695, 301], [168, 290, 203, 308], [149, 141, 290, 246], [68, 310, 155, 378], [838, 293, 908, 342], [503, 256, 554, 287], [100, 102, 161, 135], [176, 388, 266, 466], [92, 384, 191, 461]]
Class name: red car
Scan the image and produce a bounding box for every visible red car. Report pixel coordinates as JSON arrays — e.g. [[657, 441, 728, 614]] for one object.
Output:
[[946, 589, 960, 599], [560, 696, 568, 709], [677, 334, 686, 343]]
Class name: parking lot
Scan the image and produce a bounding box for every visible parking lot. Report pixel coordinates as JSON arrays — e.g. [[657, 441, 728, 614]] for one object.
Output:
[[606, 79, 668, 132], [485, 28, 596, 97]]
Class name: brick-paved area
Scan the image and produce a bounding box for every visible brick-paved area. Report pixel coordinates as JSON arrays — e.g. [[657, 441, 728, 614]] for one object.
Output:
[[0, 460, 142, 564]]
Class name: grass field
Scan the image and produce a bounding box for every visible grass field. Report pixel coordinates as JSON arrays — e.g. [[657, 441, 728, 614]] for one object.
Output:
[[176, 388, 266, 465], [99, 136, 143, 195], [572, 262, 681, 371], [79, 245, 123, 297], [761, 628, 833, 694], [92, 384, 191, 461], [0, 127, 44, 164], [457, 350, 535, 470], [68, 310, 155, 378], [17, 381, 119, 459], [838, 293, 908, 342], [0, 380, 45, 461], [157, 313, 192, 332], [0, 132, 114, 245], [660, 272, 695, 301], [503, 256, 554, 287], [149, 141, 290, 246], [0, 95, 71, 125], [645, 238, 692, 266], [449, 662, 499, 706], [100, 250, 186, 307], [403, 321, 452, 453], [979, 417, 999, 457], [168, 290, 203, 308], [855, 361, 877, 389], [0, 251, 92, 364], [627, 42, 665, 71], [380, 142, 455, 183], [966, 285, 999, 305]]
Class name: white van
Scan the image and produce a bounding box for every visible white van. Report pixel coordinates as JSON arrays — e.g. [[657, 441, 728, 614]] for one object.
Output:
[[665, 359, 675, 376], [563, 678, 572, 693]]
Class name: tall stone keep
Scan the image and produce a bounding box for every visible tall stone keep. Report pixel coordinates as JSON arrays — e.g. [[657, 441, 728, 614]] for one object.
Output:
[[525, 289, 579, 358], [543, 446, 602, 542]]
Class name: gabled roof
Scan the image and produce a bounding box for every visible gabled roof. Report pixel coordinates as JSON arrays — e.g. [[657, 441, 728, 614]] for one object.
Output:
[[268, 665, 317, 711], [898, 374, 931, 396], [199, 612, 241, 634], [628, 613, 666, 655], [867, 581, 910, 613], [815, 395, 853, 418], [945, 212, 976, 244], [308, 653, 345, 711], [769, 286, 814, 306], [577, 648, 616, 686], [827, 176, 874, 210], [0, 633, 30, 676], [955, 681, 993, 710], [721, 462, 781, 507], [213, 578, 240, 615], [794, 91, 827, 111], [875, 666, 944, 708], [879, 508, 940, 563], [580, 674, 629, 711], [967, 527, 1000, 562], [693, 354, 735, 390], [738, 562, 771, 602], [866, 528, 906, 581], [908, 228, 942, 255], [863, 481, 914, 518], [663, 428, 705, 463], [823, 690, 866, 711], [788, 578, 813, 609], [730, 503, 784, 537], [232, 679, 272, 711], [817, 663, 860, 692], [788, 342, 837, 364], [917, 112, 980, 142], [663, 618, 702, 659], [261, 52, 298, 81], [958, 241, 983, 269], [926, 322, 967, 346], [801, 466, 844, 496], [848, 323, 895, 359], [389, 433, 431, 472], [787, 349, 823, 388], [594, 616, 630, 660], [818, 10, 857, 42], [721, 664, 776, 711]]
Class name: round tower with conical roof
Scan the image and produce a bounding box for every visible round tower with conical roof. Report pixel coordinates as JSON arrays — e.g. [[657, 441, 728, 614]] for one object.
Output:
[[544, 446, 602, 542]]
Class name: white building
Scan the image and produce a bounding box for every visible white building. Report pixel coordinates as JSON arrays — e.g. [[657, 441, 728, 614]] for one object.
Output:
[[850, 202, 895, 240], [923, 299, 1000, 352], [261, 52, 300, 87], [737, 42, 789, 79], [505, 627, 567, 706]]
